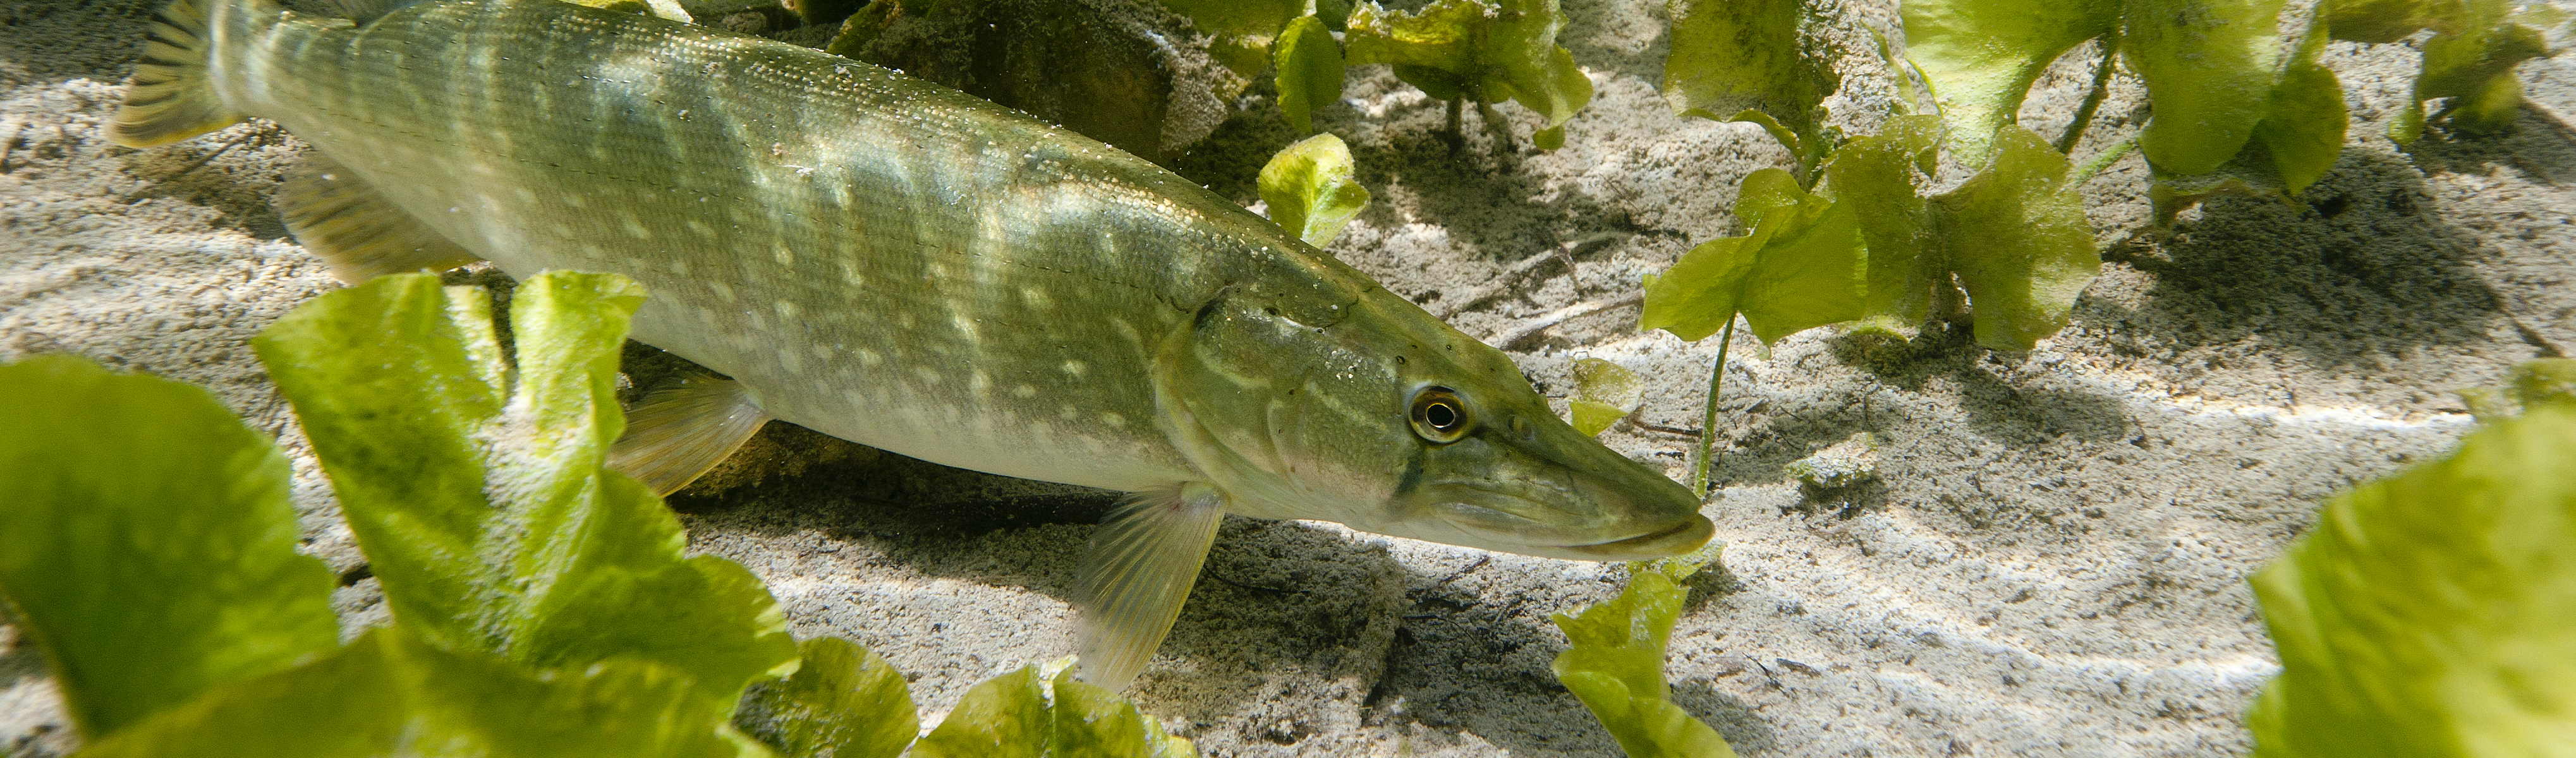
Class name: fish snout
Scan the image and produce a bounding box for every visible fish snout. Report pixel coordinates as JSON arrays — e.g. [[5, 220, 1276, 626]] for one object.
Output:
[[1557, 473, 1712, 560]]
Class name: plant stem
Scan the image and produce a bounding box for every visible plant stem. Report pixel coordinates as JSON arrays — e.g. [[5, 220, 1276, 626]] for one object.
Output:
[[1444, 97, 1465, 152], [2070, 136, 2137, 186], [2054, 33, 2121, 155], [1689, 320, 1735, 496]]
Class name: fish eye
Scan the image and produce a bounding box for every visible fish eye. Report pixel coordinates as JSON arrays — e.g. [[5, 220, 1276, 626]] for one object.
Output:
[[1409, 386, 1471, 443]]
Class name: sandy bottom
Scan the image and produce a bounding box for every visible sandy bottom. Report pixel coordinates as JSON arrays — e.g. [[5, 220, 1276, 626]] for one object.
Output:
[[4, 0, 2573, 755]]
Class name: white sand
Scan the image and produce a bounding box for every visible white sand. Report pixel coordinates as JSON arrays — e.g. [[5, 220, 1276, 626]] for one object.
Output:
[[4, 0, 2572, 754]]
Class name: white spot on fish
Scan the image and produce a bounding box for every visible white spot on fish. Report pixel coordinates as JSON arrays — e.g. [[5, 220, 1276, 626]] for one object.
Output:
[[774, 301, 798, 319], [856, 349, 883, 366], [1013, 384, 1037, 398], [1061, 360, 1088, 378], [711, 282, 736, 302], [969, 372, 991, 395], [913, 366, 941, 385], [774, 245, 795, 266], [1102, 412, 1126, 428]]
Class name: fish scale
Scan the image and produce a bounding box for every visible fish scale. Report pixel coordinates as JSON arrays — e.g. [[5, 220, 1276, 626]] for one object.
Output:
[[118, 0, 1710, 692]]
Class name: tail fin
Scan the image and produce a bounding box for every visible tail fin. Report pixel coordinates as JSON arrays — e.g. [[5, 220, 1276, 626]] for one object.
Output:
[[110, 0, 245, 148]]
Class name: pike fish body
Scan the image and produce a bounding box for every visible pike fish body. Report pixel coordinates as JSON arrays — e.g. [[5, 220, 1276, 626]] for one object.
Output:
[[116, 0, 1711, 689]]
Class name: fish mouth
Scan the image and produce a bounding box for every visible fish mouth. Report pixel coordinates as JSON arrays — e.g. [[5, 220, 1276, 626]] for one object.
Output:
[[1559, 516, 1714, 560]]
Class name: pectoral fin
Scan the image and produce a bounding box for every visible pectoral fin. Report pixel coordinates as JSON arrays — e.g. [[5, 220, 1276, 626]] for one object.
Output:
[[278, 153, 482, 284], [1075, 482, 1226, 692], [606, 373, 772, 496]]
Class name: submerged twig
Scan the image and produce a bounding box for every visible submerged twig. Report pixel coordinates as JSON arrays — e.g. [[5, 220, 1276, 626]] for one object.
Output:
[[121, 131, 252, 203], [1435, 234, 1619, 318], [1487, 291, 1644, 348], [2055, 33, 2122, 155], [2070, 135, 2137, 186]]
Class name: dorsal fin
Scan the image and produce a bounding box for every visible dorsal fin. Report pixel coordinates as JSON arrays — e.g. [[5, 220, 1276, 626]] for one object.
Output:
[[277, 152, 482, 284]]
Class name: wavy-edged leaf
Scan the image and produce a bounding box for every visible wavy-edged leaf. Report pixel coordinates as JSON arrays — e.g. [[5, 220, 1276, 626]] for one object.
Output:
[[1276, 15, 1347, 132], [1048, 667, 1200, 757], [1259, 133, 1372, 248], [1820, 114, 1941, 325], [2247, 400, 2576, 757], [1639, 168, 1868, 344], [251, 272, 796, 707], [1900, 0, 2118, 165], [909, 665, 1053, 758], [2408, 3, 2550, 140], [1570, 358, 1646, 437], [2125, 0, 2289, 176], [0, 356, 339, 737], [2458, 359, 2576, 422], [1662, 0, 1840, 157], [1550, 545, 1735, 758], [1346, 0, 1595, 143], [2251, 11, 2347, 195], [76, 628, 767, 758], [1929, 126, 2100, 351], [736, 638, 918, 758]]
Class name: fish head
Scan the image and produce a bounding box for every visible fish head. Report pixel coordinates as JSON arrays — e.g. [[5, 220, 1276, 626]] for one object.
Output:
[[1154, 283, 1710, 562]]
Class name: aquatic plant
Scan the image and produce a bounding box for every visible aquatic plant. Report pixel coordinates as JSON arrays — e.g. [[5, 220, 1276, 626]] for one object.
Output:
[[1637, 0, 2560, 493], [1342, 0, 1593, 149], [1551, 545, 1739, 757], [0, 273, 1192, 757], [1257, 132, 1372, 247], [2246, 362, 2576, 757]]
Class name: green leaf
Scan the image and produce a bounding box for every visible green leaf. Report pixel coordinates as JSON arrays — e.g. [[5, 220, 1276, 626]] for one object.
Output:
[[1346, 0, 1595, 144], [2322, 0, 2443, 42], [2250, 13, 2348, 195], [1900, 0, 2118, 165], [736, 638, 919, 758], [1550, 551, 1736, 758], [1048, 668, 1200, 757], [2125, 0, 2288, 176], [1160, 0, 1304, 39], [1929, 126, 2101, 351], [909, 665, 1053, 758], [1646, 119, 2097, 352], [1639, 168, 1869, 344], [2458, 359, 2576, 422], [76, 628, 767, 758], [2247, 401, 2576, 758], [1820, 114, 1942, 325], [1662, 0, 1840, 157], [0, 355, 341, 737], [2323, 0, 2555, 142], [2412, 6, 2549, 138], [906, 659, 1196, 758], [1569, 358, 1646, 437], [251, 272, 797, 706], [1276, 15, 1347, 133], [1258, 133, 1373, 248], [1158, 0, 1306, 76]]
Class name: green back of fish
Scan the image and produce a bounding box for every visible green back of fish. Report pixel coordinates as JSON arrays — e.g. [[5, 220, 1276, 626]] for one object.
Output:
[[221, 0, 1375, 490]]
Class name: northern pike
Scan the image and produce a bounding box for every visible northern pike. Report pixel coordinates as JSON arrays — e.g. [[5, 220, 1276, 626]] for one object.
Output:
[[112, 0, 1713, 689]]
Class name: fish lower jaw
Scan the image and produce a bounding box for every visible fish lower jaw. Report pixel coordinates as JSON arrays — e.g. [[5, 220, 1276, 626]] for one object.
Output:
[[1553, 517, 1715, 561]]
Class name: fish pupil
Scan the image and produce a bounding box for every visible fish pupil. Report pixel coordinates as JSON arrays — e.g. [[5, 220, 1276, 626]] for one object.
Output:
[[1427, 403, 1457, 429]]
